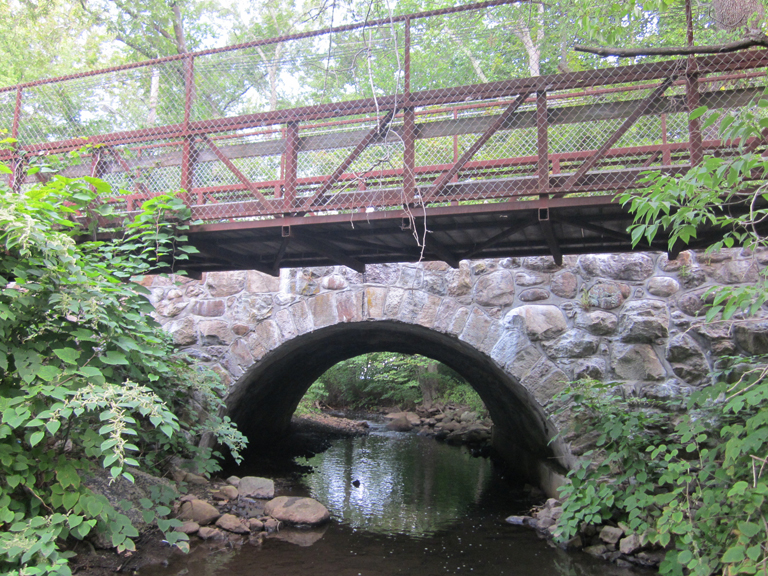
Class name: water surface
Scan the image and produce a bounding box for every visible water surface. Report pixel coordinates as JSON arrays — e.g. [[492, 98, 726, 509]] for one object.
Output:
[[140, 425, 647, 576]]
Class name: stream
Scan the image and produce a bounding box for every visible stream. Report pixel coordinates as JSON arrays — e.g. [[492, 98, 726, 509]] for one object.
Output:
[[139, 423, 648, 576]]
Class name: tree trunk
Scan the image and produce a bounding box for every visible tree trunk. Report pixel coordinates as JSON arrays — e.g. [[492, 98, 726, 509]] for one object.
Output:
[[512, 3, 544, 77], [419, 362, 439, 408]]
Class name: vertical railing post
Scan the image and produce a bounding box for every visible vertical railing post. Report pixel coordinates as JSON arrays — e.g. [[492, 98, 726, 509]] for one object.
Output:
[[685, 0, 703, 167], [537, 89, 549, 196], [283, 121, 299, 212], [181, 55, 197, 201], [9, 87, 23, 193], [403, 17, 416, 203]]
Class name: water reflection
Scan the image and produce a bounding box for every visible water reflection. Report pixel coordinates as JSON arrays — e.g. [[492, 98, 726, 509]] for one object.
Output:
[[298, 426, 492, 537]]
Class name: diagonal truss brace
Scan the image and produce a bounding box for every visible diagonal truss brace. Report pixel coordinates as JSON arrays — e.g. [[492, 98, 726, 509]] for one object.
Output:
[[563, 76, 677, 190], [299, 109, 397, 211], [199, 134, 270, 211], [423, 91, 534, 203]]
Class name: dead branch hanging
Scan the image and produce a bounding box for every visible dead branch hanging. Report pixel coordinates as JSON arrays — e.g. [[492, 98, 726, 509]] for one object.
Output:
[[574, 34, 768, 58]]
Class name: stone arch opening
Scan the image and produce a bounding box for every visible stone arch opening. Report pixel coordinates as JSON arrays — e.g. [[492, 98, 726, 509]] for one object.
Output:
[[225, 320, 573, 494]]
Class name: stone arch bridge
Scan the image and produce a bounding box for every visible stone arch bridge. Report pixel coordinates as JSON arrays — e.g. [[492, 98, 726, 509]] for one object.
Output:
[[147, 250, 768, 495]]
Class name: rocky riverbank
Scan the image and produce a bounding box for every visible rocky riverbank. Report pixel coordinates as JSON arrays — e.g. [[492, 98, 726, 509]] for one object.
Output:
[[507, 498, 665, 569], [73, 469, 333, 575], [381, 404, 493, 449]]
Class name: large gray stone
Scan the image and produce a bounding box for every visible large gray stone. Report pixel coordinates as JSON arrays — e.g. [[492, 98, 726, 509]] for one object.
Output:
[[551, 271, 578, 298], [579, 253, 655, 281], [505, 305, 567, 341], [666, 334, 709, 385], [178, 499, 221, 526], [710, 259, 759, 284], [734, 321, 768, 355], [206, 271, 247, 297], [474, 270, 515, 306], [586, 282, 625, 310], [575, 310, 617, 335], [618, 300, 669, 343], [264, 497, 330, 525], [238, 477, 275, 499], [647, 276, 680, 297], [542, 329, 600, 358], [611, 343, 665, 381]]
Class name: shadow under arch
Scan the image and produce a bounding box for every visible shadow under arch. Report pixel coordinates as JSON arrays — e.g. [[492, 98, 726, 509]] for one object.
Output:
[[225, 320, 573, 495]]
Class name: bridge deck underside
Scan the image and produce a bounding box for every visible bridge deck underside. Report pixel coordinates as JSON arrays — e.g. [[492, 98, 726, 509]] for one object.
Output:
[[179, 195, 722, 277]]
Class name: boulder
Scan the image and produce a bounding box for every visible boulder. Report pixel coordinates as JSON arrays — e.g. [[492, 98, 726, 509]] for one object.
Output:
[[618, 300, 669, 343], [177, 521, 199, 535], [599, 525, 624, 545], [619, 533, 642, 555], [206, 271, 246, 297], [519, 288, 550, 302], [238, 477, 275, 499], [386, 416, 413, 432], [215, 513, 249, 534], [505, 305, 567, 341], [248, 518, 265, 532], [515, 272, 547, 287], [264, 518, 282, 532], [264, 497, 331, 526], [177, 499, 221, 526], [574, 358, 606, 380], [197, 526, 227, 541]]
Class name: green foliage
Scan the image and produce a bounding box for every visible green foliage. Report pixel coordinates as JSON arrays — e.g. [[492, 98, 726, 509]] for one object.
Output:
[[310, 352, 486, 414], [0, 150, 245, 574], [556, 370, 768, 576], [559, 94, 768, 575]]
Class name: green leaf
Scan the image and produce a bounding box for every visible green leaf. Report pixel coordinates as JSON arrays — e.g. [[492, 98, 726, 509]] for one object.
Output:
[[101, 351, 129, 365], [62, 491, 79, 511], [52, 348, 80, 365], [29, 430, 44, 447], [689, 105, 709, 121], [722, 546, 745, 563]]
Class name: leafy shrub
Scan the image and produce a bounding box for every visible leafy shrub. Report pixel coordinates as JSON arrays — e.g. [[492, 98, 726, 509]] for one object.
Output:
[[557, 97, 768, 576], [0, 149, 245, 575]]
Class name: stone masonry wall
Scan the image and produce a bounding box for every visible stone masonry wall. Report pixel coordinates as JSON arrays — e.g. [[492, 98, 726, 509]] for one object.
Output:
[[145, 249, 768, 464]]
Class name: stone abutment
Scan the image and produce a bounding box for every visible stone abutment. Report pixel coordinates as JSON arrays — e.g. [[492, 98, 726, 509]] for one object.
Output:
[[146, 250, 768, 495]]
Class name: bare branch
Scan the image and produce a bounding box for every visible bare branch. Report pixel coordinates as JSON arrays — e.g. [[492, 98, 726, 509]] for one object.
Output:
[[575, 35, 768, 57]]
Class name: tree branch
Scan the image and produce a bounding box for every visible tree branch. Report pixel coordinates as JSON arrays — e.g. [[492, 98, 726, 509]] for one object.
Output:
[[575, 34, 768, 57]]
